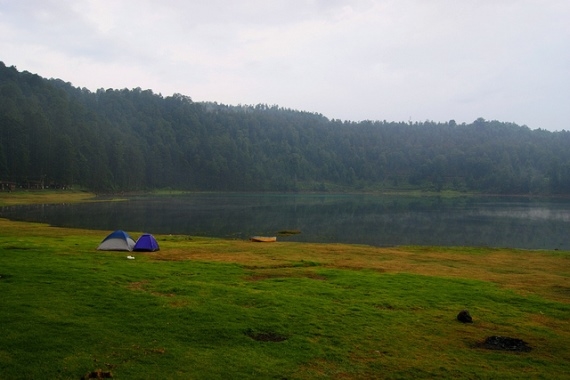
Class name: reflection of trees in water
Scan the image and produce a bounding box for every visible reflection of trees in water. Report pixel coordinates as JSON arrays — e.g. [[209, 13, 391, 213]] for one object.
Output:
[[1, 195, 569, 249]]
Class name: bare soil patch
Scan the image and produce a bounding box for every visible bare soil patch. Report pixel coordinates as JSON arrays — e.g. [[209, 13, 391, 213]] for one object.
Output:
[[245, 329, 288, 342], [83, 369, 113, 379], [245, 271, 327, 282], [478, 336, 532, 352]]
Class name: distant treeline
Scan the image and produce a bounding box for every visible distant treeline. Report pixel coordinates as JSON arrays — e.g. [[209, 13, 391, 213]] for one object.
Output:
[[1, 61, 570, 194]]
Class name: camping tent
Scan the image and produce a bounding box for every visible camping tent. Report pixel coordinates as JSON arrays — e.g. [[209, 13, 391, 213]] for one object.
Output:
[[97, 230, 136, 251], [133, 233, 160, 252]]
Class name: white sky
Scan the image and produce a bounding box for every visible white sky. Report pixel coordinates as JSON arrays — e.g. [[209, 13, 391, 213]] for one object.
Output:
[[1, 0, 569, 130]]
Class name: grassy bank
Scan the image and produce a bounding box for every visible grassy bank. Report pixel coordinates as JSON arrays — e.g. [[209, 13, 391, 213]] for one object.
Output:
[[0, 190, 97, 206], [1, 217, 569, 379]]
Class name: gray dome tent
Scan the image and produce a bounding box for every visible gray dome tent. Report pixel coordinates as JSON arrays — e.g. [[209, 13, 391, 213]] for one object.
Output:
[[97, 230, 136, 251]]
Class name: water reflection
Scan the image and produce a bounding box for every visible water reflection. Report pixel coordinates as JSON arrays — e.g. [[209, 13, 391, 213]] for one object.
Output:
[[1, 194, 570, 250]]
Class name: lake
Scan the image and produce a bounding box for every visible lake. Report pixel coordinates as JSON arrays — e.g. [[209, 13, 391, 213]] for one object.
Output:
[[1, 193, 570, 250]]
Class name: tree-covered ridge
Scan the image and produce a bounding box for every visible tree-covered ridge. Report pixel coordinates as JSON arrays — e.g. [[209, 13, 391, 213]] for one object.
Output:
[[1, 61, 569, 194]]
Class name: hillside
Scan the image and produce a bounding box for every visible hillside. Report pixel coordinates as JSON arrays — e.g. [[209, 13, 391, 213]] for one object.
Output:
[[1, 61, 569, 194]]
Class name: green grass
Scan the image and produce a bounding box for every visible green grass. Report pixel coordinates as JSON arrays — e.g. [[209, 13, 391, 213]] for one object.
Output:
[[1, 217, 569, 379]]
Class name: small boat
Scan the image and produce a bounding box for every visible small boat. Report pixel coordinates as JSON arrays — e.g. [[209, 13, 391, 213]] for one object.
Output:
[[250, 236, 277, 242]]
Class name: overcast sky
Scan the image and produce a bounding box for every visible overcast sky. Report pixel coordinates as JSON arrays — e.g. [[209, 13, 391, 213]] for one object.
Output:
[[1, 0, 569, 130]]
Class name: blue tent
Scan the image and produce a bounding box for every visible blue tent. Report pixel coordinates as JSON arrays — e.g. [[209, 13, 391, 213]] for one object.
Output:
[[133, 233, 160, 252], [97, 230, 136, 251]]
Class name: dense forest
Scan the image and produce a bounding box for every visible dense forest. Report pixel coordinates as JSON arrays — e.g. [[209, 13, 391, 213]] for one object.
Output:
[[1, 61, 570, 194]]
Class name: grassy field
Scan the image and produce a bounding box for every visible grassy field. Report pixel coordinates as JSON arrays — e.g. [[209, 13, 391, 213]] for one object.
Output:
[[1, 192, 569, 379]]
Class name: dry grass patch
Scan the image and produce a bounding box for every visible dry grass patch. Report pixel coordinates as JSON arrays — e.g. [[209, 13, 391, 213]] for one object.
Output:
[[154, 237, 570, 303], [127, 280, 150, 291], [0, 191, 96, 206], [1, 215, 566, 304], [153, 239, 296, 268]]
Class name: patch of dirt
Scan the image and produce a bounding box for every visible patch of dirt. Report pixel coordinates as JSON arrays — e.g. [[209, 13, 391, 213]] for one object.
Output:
[[3, 245, 32, 250], [375, 304, 396, 310], [245, 273, 282, 281], [478, 336, 532, 352], [126, 280, 149, 291], [245, 329, 288, 342], [243, 261, 320, 270], [245, 272, 327, 282], [304, 273, 327, 280], [551, 285, 570, 296], [127, 281, 177, 298], [83, 369, 113, 379]]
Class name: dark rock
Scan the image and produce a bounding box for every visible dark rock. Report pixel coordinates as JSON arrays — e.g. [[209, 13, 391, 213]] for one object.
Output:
[[481, 336, 532, 352], [457, 309, 473, 323]]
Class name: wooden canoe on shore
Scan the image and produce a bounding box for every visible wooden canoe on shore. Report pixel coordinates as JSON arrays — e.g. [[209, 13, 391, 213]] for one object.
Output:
[[250, 236, 277, 242]]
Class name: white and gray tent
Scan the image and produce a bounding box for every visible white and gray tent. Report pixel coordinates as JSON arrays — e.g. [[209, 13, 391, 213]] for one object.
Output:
[[97, 230, 136, 251]]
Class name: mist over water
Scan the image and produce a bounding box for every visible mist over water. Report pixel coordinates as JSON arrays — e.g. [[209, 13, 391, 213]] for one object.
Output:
[[2, 193, 570, 250]]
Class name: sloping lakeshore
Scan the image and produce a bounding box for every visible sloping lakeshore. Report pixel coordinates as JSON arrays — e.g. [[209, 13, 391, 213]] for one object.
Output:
[[1, 210, 569, 379]]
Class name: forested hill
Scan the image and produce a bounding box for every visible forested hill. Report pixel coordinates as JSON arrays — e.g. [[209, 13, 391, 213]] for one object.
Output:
[[1, 61, 570, 194]]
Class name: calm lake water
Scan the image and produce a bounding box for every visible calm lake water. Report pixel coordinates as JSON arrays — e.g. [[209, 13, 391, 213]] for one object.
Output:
[[1, 193, 570, 249]]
